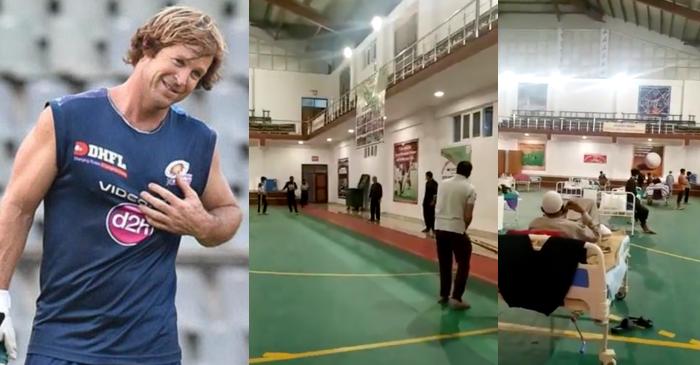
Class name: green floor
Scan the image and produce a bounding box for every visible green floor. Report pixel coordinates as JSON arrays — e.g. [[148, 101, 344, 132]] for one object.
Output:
[[500, 190, 700, 365], [250, 208, 498, 364]]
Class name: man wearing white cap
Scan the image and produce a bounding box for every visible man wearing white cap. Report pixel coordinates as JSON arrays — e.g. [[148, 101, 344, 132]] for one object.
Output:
[[529, 191, 599, 242]]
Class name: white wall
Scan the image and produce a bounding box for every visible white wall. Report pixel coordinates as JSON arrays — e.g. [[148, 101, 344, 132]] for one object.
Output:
[[498, 136, 700, 180], [249, 68, 338, 121], [330, 87, 498, 234], [249, 144, 332, 190], [499, 77, 694, 117]]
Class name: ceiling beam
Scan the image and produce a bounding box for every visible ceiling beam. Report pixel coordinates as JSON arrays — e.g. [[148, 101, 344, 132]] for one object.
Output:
[[633, 1, 640, 26], [553, 0, 562, 21], [635, 0, 700, 22], [619, 0, 628, 22], [264, 0, 339, 33], [569, 0, 605, 21]]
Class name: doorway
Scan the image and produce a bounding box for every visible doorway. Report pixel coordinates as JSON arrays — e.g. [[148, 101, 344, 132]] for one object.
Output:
[[301, 164, 328, 203]]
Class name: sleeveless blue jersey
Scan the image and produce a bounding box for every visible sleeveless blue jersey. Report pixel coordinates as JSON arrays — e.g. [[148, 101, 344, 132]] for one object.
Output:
[[27, 88, 216, 364]]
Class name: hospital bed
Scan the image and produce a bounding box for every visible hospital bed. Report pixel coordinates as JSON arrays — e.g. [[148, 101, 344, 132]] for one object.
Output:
[[557, 178, 599, 200], [505, 232, 630, 365], [644, 184, 670, 205], [598, 190, 636, 235]]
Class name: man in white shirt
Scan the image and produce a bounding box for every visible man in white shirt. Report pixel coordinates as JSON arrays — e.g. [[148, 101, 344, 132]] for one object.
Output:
[[435, 161, 476, 310]]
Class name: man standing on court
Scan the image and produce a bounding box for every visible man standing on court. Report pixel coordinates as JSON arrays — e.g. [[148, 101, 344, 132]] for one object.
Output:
[[435, 161, 476, 310], [422, 171, 438, 235], [283, 176, 299, 214], [677, 168, 690, 209], [369, 176, 383, 223], [0, 6, 242, 364], [258, 176, 268, 215]]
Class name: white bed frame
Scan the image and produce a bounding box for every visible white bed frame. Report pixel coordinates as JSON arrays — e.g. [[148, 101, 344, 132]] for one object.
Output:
[[598, 190, 636, 235], [563, 242, 627, 365], [556, 181, 584, 200]]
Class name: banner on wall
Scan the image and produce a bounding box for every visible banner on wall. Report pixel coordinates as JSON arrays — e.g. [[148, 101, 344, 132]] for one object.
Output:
[[355, 68, 387, 148], [393, 139, 419, 204], [583, 153, 607, 164], [338, 158, 349, 198], [440, 144, 472, 180], [519, 142, 546, 171], [632, 145, 664, 177], [638, 86, 671, 115], [602, 122, 646, 134]]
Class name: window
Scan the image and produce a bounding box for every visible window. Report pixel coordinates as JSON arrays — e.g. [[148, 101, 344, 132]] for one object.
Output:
[[453, 115, 461, 143], [462, 115, 470, 139], [472, 112, 481, 137], [362, 41, 377, 69], [483, 106, 493, 137], [452, 104, 494, 141]]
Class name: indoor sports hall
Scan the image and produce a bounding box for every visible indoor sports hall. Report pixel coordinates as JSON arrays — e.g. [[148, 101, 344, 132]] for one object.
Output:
[[498, 2, 700, 364], [0, 1, 249, 363], [248, 0, 499, 363]]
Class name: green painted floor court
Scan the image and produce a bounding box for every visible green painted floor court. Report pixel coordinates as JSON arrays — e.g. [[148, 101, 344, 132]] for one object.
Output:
[[500, 190, 700, 365], [249, 207, 498, 364]]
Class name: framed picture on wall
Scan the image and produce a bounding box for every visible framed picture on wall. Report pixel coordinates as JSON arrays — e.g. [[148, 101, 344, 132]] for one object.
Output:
[[519, 142, 546, 171], [638, 85, 671, 115], [393, 139, 419, 203], [517, 83, 547, 111]]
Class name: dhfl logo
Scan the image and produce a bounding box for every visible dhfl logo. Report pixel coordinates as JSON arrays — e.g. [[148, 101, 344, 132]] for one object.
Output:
[[106, 203, 154, 246], [74, 141, 89, 156], [73, 141, 128, 178]]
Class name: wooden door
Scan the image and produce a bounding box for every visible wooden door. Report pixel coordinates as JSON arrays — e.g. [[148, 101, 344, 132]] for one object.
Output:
[[314, 173, 328, 203], [507, 150, 523, 175], [498, 149, 506, 177]]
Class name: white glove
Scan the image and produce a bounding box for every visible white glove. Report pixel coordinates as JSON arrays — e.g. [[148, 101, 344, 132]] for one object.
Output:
[[0, 290, 17, 363]]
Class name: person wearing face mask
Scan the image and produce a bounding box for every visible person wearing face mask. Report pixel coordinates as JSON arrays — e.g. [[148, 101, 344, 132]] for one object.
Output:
[[0, 6, 242, 365]]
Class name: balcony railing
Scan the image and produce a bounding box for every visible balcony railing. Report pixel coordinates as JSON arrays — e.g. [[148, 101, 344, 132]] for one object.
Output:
[[500, 115, 700, 135]]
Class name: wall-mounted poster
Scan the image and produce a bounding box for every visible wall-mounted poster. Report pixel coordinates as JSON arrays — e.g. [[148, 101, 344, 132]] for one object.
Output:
[[440, 144, 472, 180], [519, 142, 546, 171], [583, 153, 607, 164], [517, 83, 548, 111], [338, 158, 349, 198], [638, 86, 671, 115], [393, 140, 419, 203], [632, 145, 664, 177]]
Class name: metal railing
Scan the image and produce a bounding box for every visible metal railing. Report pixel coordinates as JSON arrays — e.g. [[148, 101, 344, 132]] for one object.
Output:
[[298, 0, 498, 137], [249, 118, 301, 135], [499, 115, 700, 135]]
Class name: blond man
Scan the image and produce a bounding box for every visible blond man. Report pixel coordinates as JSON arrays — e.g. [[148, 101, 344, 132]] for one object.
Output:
[[0, 7, 241, 364]]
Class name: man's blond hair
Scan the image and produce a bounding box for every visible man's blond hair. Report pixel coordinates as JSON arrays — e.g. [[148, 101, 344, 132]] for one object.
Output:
[[124, 6, 226, 90]]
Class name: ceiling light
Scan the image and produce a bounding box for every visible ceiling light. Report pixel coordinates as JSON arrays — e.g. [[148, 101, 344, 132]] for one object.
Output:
[[343, 47, 352, 59], [298, 141, 304, 145], [524, 133, 530, 136], [348, 129, 354, 133], [648, 138, 653, 141], [371, 16, 382, 32], [582, 136, 587, 139], [326, 138, 333, 142], [434, 91, 445, 98]]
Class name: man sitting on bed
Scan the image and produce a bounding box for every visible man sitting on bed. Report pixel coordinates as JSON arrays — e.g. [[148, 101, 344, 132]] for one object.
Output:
[[529, 191, 600, 242], [626, 169, 656, 234]]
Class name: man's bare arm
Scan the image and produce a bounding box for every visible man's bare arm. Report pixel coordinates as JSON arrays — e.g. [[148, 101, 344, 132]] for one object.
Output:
[[463, 201, 475, 231], [196, 147, 242, 246], [0, 108, 58, 288]]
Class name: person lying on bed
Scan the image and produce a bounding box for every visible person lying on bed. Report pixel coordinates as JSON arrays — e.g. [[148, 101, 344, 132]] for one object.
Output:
[[645, 178, 670, 197], [529, 191, 599, 242]]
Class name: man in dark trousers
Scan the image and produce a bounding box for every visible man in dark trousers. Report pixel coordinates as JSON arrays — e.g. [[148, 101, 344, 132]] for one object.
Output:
[[677, 168, 690, 209], [369, 176, 382, 223], [257, 176, 268, 215], [435, 161, 476, 310], [422, 171, 438, 235], [626, 169, 655, 233], [283, 176, 299, 214]]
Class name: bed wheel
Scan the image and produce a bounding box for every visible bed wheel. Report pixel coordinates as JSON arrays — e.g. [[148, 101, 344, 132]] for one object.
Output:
[[602, 361, 616, 365], [615, 290, 627, 300]]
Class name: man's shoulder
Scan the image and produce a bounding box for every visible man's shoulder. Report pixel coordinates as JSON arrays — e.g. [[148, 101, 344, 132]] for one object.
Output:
[[170, 107, 216, 137], [52, 88, 106, 108]]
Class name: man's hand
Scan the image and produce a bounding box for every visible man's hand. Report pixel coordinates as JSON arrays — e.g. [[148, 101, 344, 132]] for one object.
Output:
[[0, 290, 17, 362], [138, 176, 216, 241], [565, 200, 585, 214]]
